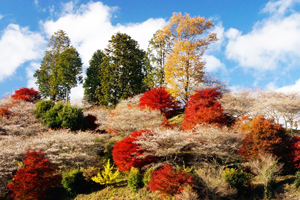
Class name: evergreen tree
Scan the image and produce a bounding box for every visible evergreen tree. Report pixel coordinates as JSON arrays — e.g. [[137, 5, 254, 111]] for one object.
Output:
[[83, 50, 106, 104], [34, 30, 83, 101], [95, 32, 147, 107]]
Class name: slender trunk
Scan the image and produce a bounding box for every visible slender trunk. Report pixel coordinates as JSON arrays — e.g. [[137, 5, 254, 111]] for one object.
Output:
[[66, 87, 69, 103]]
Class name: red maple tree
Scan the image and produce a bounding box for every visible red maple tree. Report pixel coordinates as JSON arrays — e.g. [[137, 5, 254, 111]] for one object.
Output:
[[181, 89, 228, 130], [112, 130, 156, 172], [139, 87, 181, 117], [147, 164, 194, 199], [6, 150, 62, 200], [289, 135, 300, 169], [11, 87, 41, 103], [238, 115, 289, 160]]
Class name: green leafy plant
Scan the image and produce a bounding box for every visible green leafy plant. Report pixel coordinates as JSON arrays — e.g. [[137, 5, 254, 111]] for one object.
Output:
[[61, 168, 89, 196], [128, 167, 142, 193], [92, 159, 121, 187], [142, 166, 154, 187], [34, 100, 55, 119], [294, 171, 300, 189], [221, 168, 250, 193]]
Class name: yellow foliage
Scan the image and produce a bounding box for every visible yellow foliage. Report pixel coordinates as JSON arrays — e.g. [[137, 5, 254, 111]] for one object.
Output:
[[156, 12, 217, 102], [91, 159, 120, 186]]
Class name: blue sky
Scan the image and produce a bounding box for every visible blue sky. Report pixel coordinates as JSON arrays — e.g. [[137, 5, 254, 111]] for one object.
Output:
[[1, 0, 300, 101]]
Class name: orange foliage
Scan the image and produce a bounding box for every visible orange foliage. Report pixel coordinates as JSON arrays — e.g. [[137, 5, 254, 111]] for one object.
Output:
[[238, 115, 289, 160]]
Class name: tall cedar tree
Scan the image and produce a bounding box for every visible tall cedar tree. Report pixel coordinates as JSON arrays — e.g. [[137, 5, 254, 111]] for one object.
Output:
[[83, 50, 106, 103], [156, 12, 217, 103], [144, 30, 167, 88], [181, 89, 228, 130], [6, 150, 61, 200], [95, 32, 147, 107], [238, 115, 289, 160], [34, 30, 83, 101], [112, 130, 156, 172], [139, 87, 181, 117]]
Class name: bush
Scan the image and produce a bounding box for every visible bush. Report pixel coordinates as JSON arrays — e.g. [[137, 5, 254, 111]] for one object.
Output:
[[0, 107, 12, 118], [11, 87, 41, 103], [91, 159, 120, 187], [112, 130, 156, 172], [221, 168, 249, 192], [6, 150, 61, 200], [238, 115, 289, 160], [147, 164, 194, 199], [85, 114, 98, 130], [142, 166, 154, 187], [139, 87, 182, 117], [294, 171, 300, 189], [34, 100, 55, 119], [62, 168, 89, 196], [289, 136, 300, 169], [43, 102, 87, 131], [181, 89, 228, 130], [128, 167, 142, 193]]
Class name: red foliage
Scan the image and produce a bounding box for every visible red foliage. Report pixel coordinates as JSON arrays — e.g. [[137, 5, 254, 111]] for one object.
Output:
[[288, 136, 300, 169], [160, 117, 176, 129], [85, 114, 98, 130], [112, 130, 156, 172], [0, 107, 12, 118], [147, 164, 194, 198], [181, 89, 228, 130], [139, 87, 181, 117], [11, 87, 41, 103], [6, 150, 62, 200], [238, 115, 289, 160]]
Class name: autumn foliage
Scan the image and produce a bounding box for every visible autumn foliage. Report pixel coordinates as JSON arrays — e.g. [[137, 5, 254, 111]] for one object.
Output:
[[288, 136, 300, 169], [6, 150, 62, 200], [238, 115, 289, 160], [11, 87, 41, 103], [181, 89, 228, 130], [147, 164, 194, 198], [0, 107, 12, 118], [139, 87, 181, 117], [112, 130, 156, 172]]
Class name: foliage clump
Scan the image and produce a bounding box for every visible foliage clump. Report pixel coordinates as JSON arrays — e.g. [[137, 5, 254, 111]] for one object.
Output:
[[112, 130, 156, 172], [237, 115, 289, 160], [289, 135, 300, 169], [221, 168, 250, 193], [139, 87, 181, 117], [128, 167, 142, 193], [147, 164, 194, 198], [182, 89, 228, 130], [62, 168, 89, 196], [42, 102, 87, 131], [91, 159, 120, 187], [34, 99, 55, 119], [6, 150, 62, 200], [11, 87, 41, 103]]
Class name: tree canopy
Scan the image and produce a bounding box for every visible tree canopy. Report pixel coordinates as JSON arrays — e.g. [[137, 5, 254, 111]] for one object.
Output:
[[34, 30, 83, 101], [156, 12, 217, 103], [94, 32, 147, 107]]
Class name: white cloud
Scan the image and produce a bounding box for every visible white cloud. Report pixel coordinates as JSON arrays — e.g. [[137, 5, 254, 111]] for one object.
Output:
[[41, 1, 166, 68], [225, 0, 300, 71], [262, 0, 300, 16], [40, 1, 166, 100], [26, 62, 40, 90], [266, 81, 278, 90], [0, 24, 46, 82], [203, 54, 225, 72], [276, 78, 300, 93], [34, 0, 38, 6], [0, 14, 3, 20]]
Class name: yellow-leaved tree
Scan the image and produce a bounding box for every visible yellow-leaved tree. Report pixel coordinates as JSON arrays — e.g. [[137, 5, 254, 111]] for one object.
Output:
[[156, 12, 217, 103]]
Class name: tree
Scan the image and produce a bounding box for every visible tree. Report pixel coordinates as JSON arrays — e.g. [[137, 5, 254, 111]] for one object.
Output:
[[144, 31, 167, 88], [11, 87, 41, 103], [156, 12, 217, 103], [83, 50, 106, 104], [95, 33, 147, 107], [34, 30, 83, 101]]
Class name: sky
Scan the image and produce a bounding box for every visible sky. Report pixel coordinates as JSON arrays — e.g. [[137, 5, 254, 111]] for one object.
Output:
[[1, 0, 300, 102]]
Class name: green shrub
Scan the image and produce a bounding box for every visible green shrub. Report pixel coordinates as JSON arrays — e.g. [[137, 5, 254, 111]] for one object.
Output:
[[221, 168, 250, 191], [43, 102, 87, 131], [142, 166, 154, 187], [62, 168, 89, 196], [295, 171, 300, 189], [128, 167, 142, 193], [34, 100, 55, 119]]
